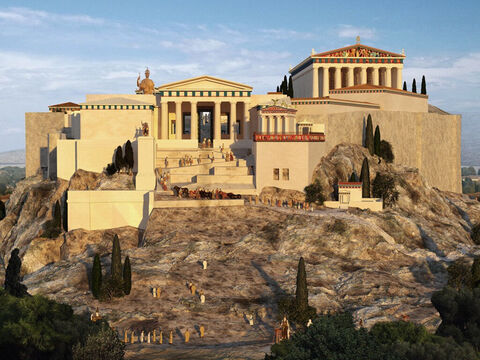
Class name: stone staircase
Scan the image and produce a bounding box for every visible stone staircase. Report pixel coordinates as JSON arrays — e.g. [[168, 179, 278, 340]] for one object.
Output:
[[155, 148, 257, 196]]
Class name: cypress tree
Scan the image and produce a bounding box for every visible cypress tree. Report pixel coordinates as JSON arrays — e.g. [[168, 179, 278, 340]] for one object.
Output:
[[421, 75, 427, 95], [412, 78, 417, 93], [114, 146, 123, 173], [124, 140, 134, 172], [283, 75, 288, 95], [53, 200, 61, 229], [92, 253, 102, 299], [288, 75, 294, 98], [123, 256, 132, 295], [365, 114, 374, 155], [111, 234, 122, 283], [403, 81, 407, 91], [295, 257, 308, 311], [374, 125, 381, 156], [4, 248, 28, 297], [276, 85, 280, 92], [360, 158, 370, 198], [349, 171, 358, 182]]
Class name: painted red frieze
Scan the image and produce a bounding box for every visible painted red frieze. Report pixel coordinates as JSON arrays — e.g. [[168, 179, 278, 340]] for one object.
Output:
[[253, 133, 325, 142]]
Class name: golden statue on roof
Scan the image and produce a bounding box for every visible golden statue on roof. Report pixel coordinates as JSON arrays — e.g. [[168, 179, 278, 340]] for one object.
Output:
[[136, 68, 155, 94]]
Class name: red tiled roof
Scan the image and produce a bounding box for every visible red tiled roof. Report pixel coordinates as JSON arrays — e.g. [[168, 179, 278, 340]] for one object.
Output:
[[48, 102, 80, 109], [260, 105, 297, 114], [338, 182, 362, 185]]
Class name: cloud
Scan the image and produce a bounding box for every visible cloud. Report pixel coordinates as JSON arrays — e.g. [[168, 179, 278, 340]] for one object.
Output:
[[2, 128, 23, 135], [337, 25, 376, 40], [260, 28, 315, 40], [0, 7, 104, 26]]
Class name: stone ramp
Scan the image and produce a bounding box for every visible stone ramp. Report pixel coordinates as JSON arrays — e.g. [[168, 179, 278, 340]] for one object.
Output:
[[154, 198, 244, 208]]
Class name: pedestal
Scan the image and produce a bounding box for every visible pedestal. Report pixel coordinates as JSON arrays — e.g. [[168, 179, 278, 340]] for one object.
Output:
[[135, 136, 156, 191]]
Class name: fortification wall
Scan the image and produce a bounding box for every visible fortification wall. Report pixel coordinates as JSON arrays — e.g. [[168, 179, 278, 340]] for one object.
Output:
[[25, 112, 65, 177], [295, 110, 461, 193]]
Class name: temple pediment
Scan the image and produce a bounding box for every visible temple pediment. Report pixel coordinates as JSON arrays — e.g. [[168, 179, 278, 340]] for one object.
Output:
[[314, 44, 404, 58], [156, 75, 252, 92]]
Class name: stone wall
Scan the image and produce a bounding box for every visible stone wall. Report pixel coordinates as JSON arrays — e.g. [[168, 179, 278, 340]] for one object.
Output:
[[295, 110, 461, 193], [25, 112, 65, 178]]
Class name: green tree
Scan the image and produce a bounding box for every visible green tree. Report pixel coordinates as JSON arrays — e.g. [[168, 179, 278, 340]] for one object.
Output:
[[349, 171, 358, 182], [412, 78, 417, 93], [123, 256, 131, 295], [4, 248, 28, 297], [91, 254, 102, 299], [360, 158, 370, 198], [111, 235, 122, 284], [73, 324, 125, 360], [471, 257, 480, 288], [421, 75, 427, 95], [123, 140, 134, 173], [380, 140, 394, 163], [462, 166, 476, 176], [114, 146, 123, 173], [288, 75, 294, 97], [447, 258, 472, 290], [295, 257, 308, 312], [403, 81, 407, 91], [374, 125, 381, 156], [304, 179, 325, 205], [372, 172, 399, 207], [276, 85, 280, 92], [365, 114, 374, 155]]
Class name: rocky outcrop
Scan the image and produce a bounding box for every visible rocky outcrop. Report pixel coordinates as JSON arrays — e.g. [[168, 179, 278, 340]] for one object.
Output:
[[68, 169, 134, 191]]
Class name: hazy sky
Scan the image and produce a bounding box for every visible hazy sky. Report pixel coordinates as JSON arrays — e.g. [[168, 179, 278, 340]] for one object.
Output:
[[0, 0, 479, 152]]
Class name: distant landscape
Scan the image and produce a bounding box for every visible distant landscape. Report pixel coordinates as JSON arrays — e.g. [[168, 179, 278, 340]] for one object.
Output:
[[461, 112, 480, 166]]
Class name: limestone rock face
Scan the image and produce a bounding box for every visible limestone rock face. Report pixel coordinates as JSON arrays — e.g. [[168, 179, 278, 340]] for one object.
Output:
[[1, 144, 480, 359], [68, 169, 134, 191]]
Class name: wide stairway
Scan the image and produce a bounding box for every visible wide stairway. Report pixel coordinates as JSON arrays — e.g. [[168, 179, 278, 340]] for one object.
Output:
[[155, 147, 257, 196]]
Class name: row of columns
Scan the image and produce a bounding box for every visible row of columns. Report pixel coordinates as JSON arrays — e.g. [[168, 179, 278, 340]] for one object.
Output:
[[313, 66, 402, 97], [259, 115, 296, 134], [159, 100, 249, 141]]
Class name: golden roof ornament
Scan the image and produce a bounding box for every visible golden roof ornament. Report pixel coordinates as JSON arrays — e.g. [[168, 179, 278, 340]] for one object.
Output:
[[136, 67, 155, 94], [356, 35, 361, 44], [311, 48, 315, 56]]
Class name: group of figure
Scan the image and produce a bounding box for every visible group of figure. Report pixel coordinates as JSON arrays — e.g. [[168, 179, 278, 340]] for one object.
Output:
[[224, 151, 235, 162], [158, 172, 170, 191], [186, 281, 206, 304], [201, 138, 212, 148], [179, 155, 194, 167], [151, 287, 162, 298], [172, 186, 242, 200], [123, 326, 205, 345]]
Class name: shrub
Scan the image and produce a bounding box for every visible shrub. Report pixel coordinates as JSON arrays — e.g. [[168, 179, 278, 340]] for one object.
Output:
[[91, 254, 102, 299], [123, 256, 131, 295], [114, 146, 124, 173], [447, 258, 472, 290], [106, 163, 117, 176], [0, 200, 5, 221], [73, 324, 125, 360], [348, 171, 358, 182], [380, 140, 394, 163], [471, 223, 480, 245], [123, 140, 134, 173], [328, 219, 347, 234], [472, 257, 480, 288], [304, 179, 325, 205], [42, 201, 62, 238], [372, 172, 399, 207]]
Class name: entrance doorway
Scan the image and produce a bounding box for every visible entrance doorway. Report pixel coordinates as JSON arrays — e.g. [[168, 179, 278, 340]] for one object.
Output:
[[198, 109, 213, 144]]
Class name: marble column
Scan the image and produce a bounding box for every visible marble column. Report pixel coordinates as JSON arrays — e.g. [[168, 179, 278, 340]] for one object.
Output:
[[214, 101, 221, 141], [385, 67, 392, 87], [191, 101, 198, 142], [334, 67, 342, 89], [243, 102, 250, 139], [312, 66, 319, 98], [347, 67, 354, 87], [360, 67, 367, 85], [396, 68, 403, 89], [230, 101, 237, 140], [322, 67, 329, 97], [160, 101, 168, 140], [372, 68, 379, 86], [175, 101, 182, 140]]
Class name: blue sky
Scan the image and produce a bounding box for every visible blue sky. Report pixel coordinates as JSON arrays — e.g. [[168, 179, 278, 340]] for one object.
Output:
[[0, 0, 479, 155]]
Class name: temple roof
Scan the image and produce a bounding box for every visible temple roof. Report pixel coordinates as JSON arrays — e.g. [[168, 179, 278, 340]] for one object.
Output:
[[81, 97, 152, 105], [156, 75, 252, 92], [313, 44, 404, 58], [48, 102, 80, 109], [260, 105, 297, 114]]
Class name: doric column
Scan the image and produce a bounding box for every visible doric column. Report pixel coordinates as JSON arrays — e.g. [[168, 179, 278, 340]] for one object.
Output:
[[283, 116, 288, 133], [214, 101, 221, 141], [372, 68, 379, 86], [230, 101, 237, 140], [322, 67, 329, 97], [396, 67, 403, 89], [160, 101, 168, 140], [334, 67, 342, 89], [360, 67, 367, 85], [243, 101, 250, 139], [312, 66, 319, 98], [268, 116, 274, 134], [152, 106, 159, 139], [191, 101, 198, 142], [385, 67, 392, 87], [347, 67, 354, 87], [175, 101, 182, 140]]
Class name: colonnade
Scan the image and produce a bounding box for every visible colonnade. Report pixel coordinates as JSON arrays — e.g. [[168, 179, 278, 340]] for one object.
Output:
[[159, 100, 250, 142], [313, 65, 403, 97], [258, 115, 296, 134]]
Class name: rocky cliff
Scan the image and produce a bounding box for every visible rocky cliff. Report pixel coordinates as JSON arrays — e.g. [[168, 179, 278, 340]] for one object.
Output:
[[0, 144, 478, 360]]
